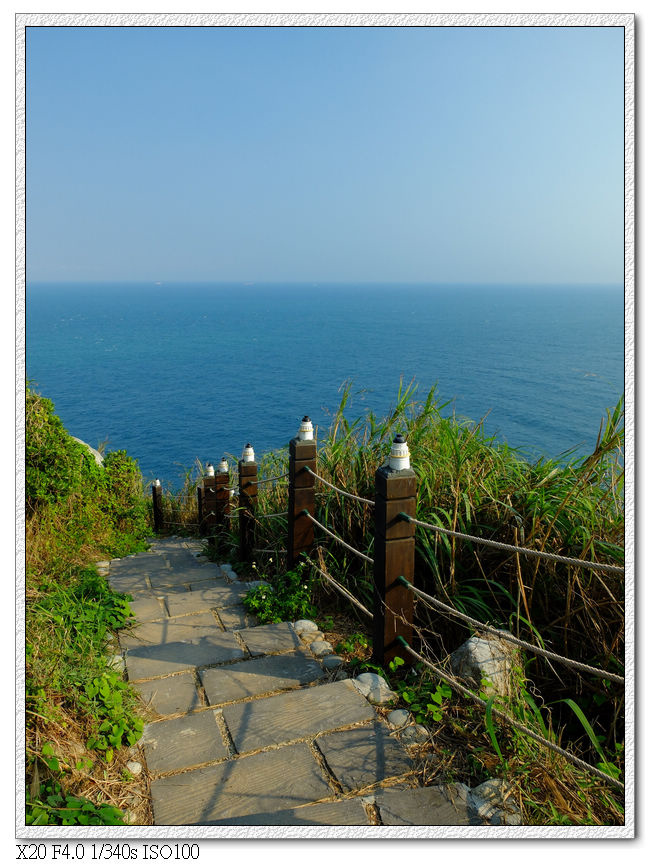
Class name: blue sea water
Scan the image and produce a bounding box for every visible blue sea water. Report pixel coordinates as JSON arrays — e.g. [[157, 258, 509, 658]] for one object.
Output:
[[25, 283, 624, 488]]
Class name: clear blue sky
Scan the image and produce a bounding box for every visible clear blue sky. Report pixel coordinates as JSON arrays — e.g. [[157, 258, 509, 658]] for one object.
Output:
[[26, 25, 623, 284]]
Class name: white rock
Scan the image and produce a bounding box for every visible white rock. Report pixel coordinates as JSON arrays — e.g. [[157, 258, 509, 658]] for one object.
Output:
[[387, 709, 411, 728], [321, 655, 344, 670], [470, 778, 522, 826], [450, 634, 519, 698], [352, 672, 397, 704], [310, 640, 334, 657], [126, 761, 143, 776], [400, 724, 429, 744], [294, 619, 320, 635]]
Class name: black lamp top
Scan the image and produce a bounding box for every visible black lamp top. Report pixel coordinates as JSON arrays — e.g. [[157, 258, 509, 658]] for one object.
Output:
[[394, 434, 406, 444], [302, 415, 311, 422]]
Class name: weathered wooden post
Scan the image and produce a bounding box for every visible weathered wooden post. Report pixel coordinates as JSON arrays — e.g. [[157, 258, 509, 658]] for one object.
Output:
[[287, 416, 316, 568], [214, 456, 231, 543], [238, 444, 258, 561], [202, 463, 217, 545], [152, 478, 164, 534], [197, 484, 204, 534], [372, 434, 416, 666]]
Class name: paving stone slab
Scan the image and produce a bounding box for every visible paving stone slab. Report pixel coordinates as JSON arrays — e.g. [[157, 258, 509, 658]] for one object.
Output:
[[374, 785, 476, 826], [149, 569, 218, 589], [207, 798, 372, 826], [201, 649, 325, 705], [120, 612, 223, 650], [315, 722, 414, 792], [150, 743, 332, 825], [110, 561, 170, 577], [186, 578, 223, 592], [166, 584, 253, 617], [235, 622, 300, 657], [108, 576, 152, 595], [127, 596, 167, 622], [125, 632, 245, 681], [133, 672, 202, 716], [215, 606, 258, 631], [142, 711, 227, 775], [222, 679, 375, 754]]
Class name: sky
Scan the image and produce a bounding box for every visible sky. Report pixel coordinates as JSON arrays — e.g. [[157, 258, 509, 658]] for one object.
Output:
[[25, 23, 624, 284]]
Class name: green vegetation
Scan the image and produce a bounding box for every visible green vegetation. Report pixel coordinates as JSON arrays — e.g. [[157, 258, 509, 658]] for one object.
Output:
[[25, 385, 150, 825], [242, 560, 317, 624]]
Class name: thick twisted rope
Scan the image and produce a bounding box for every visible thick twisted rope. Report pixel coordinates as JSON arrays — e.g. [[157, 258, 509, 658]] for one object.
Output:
[[402, 514, 624, 575], [301, 511, 374, 564], [305, 555, 374, 619], [302, 467, 375, 506]]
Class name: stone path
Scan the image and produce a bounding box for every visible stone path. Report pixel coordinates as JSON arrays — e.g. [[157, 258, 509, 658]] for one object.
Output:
[[108, 537, 489, 827]]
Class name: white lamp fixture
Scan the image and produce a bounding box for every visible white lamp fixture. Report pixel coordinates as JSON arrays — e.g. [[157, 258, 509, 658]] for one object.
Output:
[[218, 457, 229, 474], [298, 415, 314, 441], [153, 478, 161, 487], [388, 434, 410, 471], [242, 443, 255, 462], [205, 463, 215, 477]]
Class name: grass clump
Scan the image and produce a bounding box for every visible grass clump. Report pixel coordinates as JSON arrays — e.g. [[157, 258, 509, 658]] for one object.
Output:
[[25, 385, 151, 825]]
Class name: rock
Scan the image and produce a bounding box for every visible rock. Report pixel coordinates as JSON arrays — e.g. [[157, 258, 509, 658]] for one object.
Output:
[[469, 778, 522, 826], [450, 634, 520, 698], [352, 672, 397, 704], [387, 709, 411, 728], [294, 620, 320, 635], [321, 655, 344, 670], [310, 640, 334, 657], [400, 724, 429, 744], [71, 436, 104, 466], [126, 761, 143, 776]]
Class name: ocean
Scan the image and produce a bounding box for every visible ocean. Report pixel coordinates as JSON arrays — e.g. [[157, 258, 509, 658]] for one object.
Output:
[[25, 282, 624, 488]]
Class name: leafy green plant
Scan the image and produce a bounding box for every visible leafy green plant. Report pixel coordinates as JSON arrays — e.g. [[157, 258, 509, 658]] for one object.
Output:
[[84, 670, 144, 762], [335, 632, 370, 654], [387, 657, 452, 724], [26, 780, 125, 826], [242, 560, 317, 624]]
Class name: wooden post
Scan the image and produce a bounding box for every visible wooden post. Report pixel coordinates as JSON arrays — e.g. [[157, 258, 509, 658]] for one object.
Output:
[[197, 485, 204, 534], [287, 416, 316, 568], [238, 444, 258, 561], [214, 457, 231, 544], [202, 464, 217, 546], [372, 434, 417, 666], [152, 479, 164, 534]]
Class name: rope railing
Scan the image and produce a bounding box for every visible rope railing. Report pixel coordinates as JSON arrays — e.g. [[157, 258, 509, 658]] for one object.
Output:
[[399, 513, 624, 576], [258, 511, 289, 519], [254, 472, 290, 485], [301, 510, 374, 564], [303, 466, 375, 507], [305, 554, 374, 620], [396, 576, 624, 685], [394, 636, 624, 793]]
